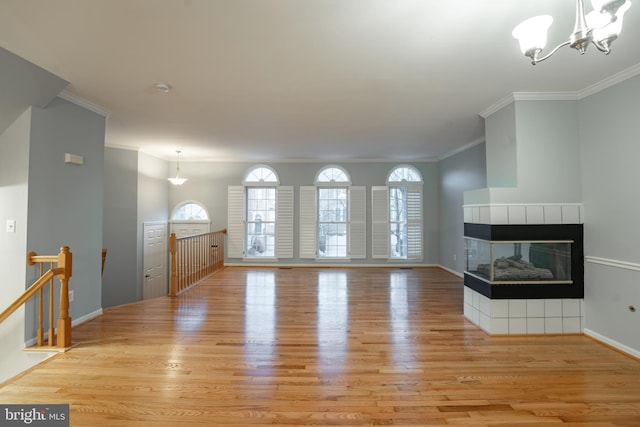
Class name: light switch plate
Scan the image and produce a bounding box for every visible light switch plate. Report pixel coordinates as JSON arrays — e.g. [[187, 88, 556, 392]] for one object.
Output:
[[6, 219, 16, 233]]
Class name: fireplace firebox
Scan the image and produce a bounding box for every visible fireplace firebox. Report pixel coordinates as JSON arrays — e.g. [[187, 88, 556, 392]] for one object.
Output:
[[463, 223, 583, 299]]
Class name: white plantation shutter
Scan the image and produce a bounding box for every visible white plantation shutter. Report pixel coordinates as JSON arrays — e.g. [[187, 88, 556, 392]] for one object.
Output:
[[299, 186, 317, 258], [406, 184, 423, 260], [276, 186, 294, 258], [227, 186, 244, 258], [371, 186, 389, 258], [349, 186, 366, 259]]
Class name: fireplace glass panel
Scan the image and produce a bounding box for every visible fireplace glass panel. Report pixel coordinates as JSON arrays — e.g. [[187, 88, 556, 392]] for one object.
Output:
[[464, 238, 572, 284]]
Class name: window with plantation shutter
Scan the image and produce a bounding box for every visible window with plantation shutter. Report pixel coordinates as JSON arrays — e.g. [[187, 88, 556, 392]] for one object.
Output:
[[349, 186, 366, 259], [299, 186, 317, 259], [276, 186, 294, 258], [405, 184, 423, 260], [372, 166, 423, 261], [299, 166, 365, 261], [227, 186, 244, 258], [227, 166, 293, 260], [371, 186, 389, 259]]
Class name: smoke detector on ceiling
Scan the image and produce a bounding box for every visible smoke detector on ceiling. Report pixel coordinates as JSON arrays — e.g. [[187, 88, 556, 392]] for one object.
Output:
[[154, 82, 172, 93]]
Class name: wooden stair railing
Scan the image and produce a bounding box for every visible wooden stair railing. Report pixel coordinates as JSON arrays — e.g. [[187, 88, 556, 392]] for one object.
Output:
[[0, 246, 73, 349], [170, 228, 226, 296], [102, 248, 107, 276]]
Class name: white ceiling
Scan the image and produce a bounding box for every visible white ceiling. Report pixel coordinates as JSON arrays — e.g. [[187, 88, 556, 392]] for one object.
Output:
[[1, 0, 639, 162]]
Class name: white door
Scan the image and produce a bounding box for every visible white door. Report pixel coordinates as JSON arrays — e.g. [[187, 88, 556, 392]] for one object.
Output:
[[143, 222, 167, 300]]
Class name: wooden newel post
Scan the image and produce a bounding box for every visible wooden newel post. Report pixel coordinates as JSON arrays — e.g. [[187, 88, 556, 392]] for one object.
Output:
[[56, 246, 73, 348], [169, 233, 177, 297]]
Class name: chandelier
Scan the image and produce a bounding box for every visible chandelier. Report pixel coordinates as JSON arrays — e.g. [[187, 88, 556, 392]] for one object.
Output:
[[168, 150, 188, 186], [512, 0, 632, 65]]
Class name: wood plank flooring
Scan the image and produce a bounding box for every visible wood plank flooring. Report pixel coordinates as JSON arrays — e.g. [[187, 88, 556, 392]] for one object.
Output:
[[2, 267, 640, 426]]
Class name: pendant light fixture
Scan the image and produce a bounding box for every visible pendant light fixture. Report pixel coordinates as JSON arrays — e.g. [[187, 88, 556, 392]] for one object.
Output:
[[168, 150, 188, 186], [512, 0, 632, 65]]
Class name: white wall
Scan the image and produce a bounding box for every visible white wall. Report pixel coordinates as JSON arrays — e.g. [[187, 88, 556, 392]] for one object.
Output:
[[0, 108, 52, 382]]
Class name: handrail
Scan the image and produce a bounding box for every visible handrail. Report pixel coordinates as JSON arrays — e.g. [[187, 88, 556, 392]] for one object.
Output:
[[27, 255, 59, 264], [170, 228, 226, 296], [102, 248, 107, 276], [0, 246, 73, 349], [0, 269, 60, 323]]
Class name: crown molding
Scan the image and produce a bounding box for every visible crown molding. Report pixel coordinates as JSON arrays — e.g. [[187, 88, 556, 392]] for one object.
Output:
[[57, 90, 111, 118], [105, 143, 140, 152], [437, 137, 485, 161], [479, 94, 514, 118], [480, 61, 640, 118], [578, 62, 640, 98], [512, 91, 580, 101]]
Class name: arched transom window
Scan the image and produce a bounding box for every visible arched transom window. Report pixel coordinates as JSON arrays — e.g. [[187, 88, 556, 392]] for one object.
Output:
[[172, 202, 209, 220], [244, 165, 279, 184], [387, 165, 422, 183], [316, 166, 351, 184]]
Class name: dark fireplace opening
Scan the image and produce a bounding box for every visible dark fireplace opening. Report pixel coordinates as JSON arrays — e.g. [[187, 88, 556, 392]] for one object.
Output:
[[463, 223, 584, 299]]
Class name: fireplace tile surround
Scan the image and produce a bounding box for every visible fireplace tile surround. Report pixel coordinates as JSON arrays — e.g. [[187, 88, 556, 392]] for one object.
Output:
[[462, 203, 584, 335]]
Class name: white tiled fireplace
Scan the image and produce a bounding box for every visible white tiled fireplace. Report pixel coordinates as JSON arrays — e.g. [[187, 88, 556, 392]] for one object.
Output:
[[462, 202, 584, 335]]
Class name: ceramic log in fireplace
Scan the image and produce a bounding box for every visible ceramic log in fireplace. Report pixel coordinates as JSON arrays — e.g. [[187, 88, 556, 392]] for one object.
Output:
[[463, 223, 584, 299]]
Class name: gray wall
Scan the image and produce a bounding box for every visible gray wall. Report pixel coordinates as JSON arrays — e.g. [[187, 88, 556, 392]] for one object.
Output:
[[25, 97, 105, 338], [0, 47, 67, 136], [513, 100, 582, 203], [169, 161, 440, 265], [103, 147, 139, 308], [479, 100, 582, 205], [579, 74, 640, 352], [438, 143, 486, 273], [485, 102, 516, 188]]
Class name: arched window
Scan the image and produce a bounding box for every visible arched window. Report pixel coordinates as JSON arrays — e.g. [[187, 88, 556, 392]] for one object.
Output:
[[298, 166, 364, 260], [388, 165, 422, 183], [244, 165, 279, 184], [228, 165, 293, 260], [372, 165, 423, 260], [315, 166, 350, 184], [172, 202, 209, 220], [170, 201, 211, 237]]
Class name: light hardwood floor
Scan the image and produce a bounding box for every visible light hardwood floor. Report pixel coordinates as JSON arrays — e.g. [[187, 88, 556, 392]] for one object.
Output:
[[2, 267, 640, 426]]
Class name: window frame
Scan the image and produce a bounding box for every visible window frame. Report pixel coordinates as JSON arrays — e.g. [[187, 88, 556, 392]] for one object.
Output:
[[242, 165, 280, 260]]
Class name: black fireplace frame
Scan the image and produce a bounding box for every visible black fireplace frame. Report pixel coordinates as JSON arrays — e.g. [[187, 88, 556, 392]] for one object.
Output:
[[463, 223, 584, 299]]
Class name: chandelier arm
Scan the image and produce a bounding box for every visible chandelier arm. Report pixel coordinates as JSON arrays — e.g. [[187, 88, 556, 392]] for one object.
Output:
[[591, 39, 611, 53], [531, 40, 572, 64]]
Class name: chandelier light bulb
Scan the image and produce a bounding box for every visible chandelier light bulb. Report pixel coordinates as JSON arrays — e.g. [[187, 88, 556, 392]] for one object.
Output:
[[513, 15, 554, 55]]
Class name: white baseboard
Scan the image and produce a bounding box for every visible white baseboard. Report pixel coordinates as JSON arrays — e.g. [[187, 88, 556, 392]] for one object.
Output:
[[584, 328, 640, 359], [24, 308, 103, 347], [224, 262, 439, 268], [72, 308, 103, 327]]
